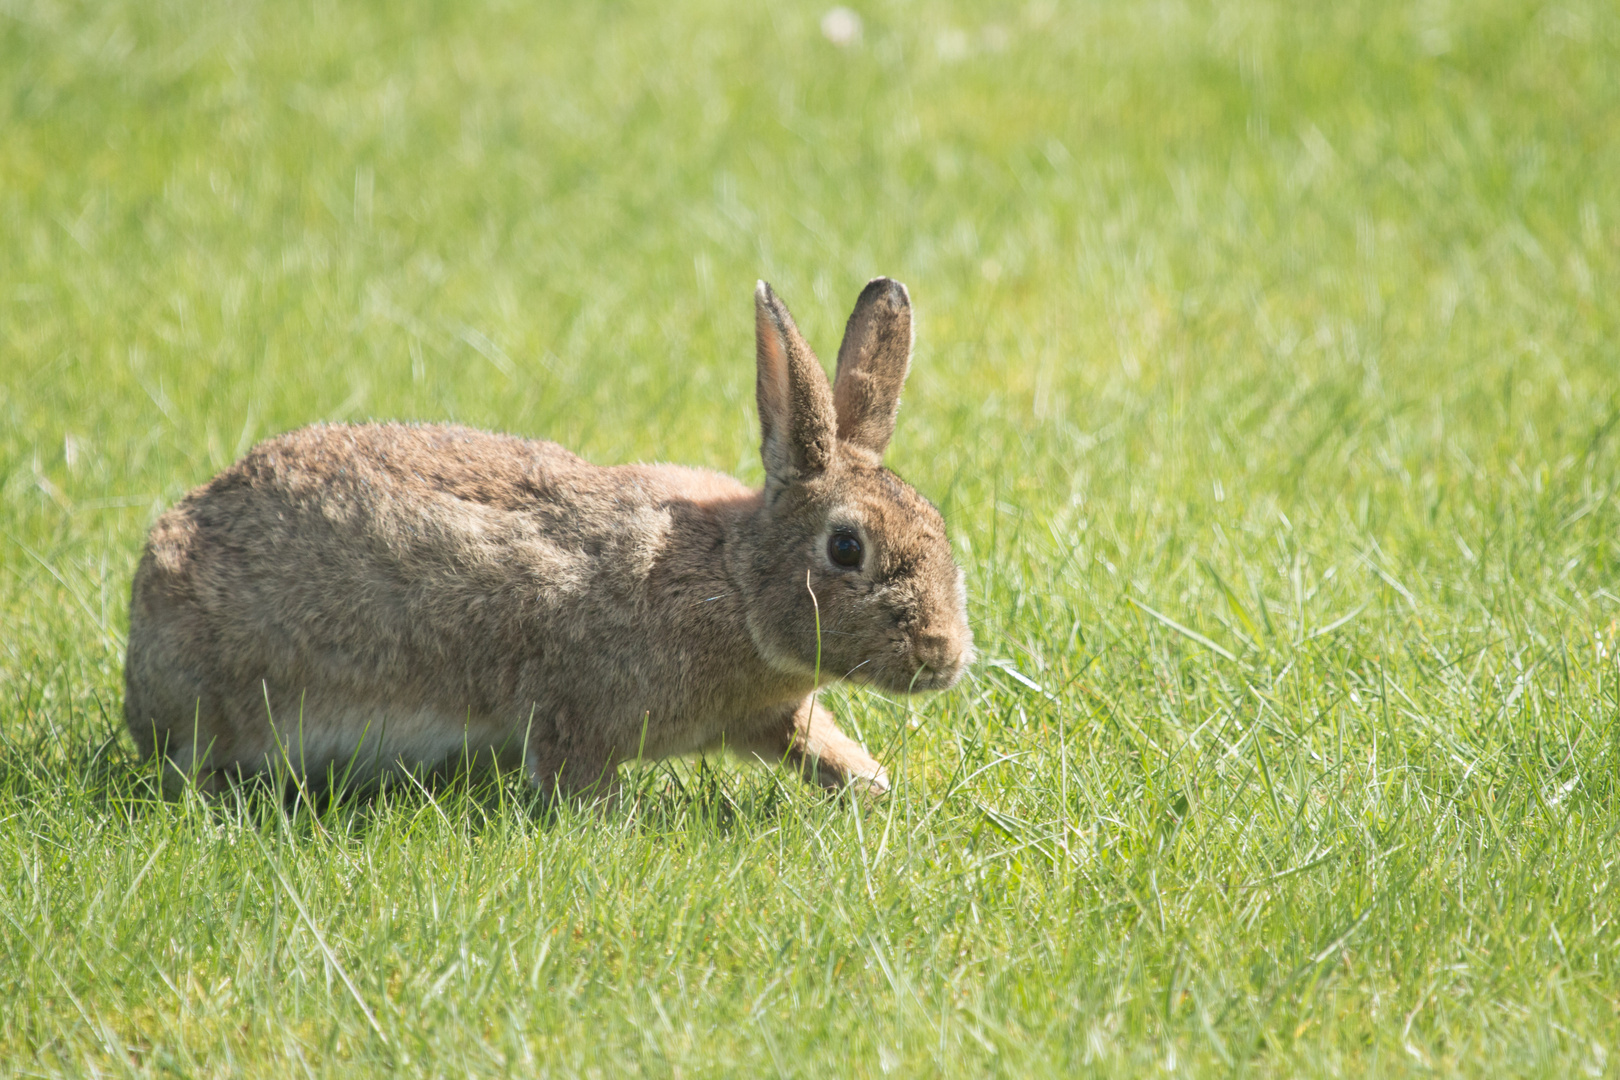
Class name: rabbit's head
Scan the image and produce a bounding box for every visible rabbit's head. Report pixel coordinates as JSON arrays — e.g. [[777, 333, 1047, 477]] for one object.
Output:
[[736, 279, 973, 694]]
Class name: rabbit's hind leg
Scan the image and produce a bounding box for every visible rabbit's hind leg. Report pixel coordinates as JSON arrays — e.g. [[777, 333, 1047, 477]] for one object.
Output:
[[523, 735, 621, 811], [124, 681, 244, 799]]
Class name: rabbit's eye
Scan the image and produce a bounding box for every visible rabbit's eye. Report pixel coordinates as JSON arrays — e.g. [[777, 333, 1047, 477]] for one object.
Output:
[[828, 532, 863, 569]]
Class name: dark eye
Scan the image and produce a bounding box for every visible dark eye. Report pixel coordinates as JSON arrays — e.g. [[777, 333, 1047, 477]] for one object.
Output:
[[827, 532, 863, 568]]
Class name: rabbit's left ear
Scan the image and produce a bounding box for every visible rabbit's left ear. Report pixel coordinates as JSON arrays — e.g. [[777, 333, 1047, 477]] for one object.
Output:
[[832, 277, 913, 459], [756, 281, 837, 490]]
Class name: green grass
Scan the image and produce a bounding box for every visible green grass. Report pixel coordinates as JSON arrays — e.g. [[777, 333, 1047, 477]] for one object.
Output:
[[4, 0, 1620, 1074]]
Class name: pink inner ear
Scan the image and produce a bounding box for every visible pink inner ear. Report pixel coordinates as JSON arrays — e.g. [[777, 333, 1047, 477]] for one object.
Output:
[[756, 312, 789, 426]]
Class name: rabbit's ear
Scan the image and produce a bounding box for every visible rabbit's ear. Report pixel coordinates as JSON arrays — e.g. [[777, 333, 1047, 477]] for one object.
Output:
[[832, 277, 913, 458], [756, 281, 837, 488]]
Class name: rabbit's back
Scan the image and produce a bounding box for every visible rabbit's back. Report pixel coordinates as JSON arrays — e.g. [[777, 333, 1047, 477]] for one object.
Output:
[[124, 423, 765, 786]]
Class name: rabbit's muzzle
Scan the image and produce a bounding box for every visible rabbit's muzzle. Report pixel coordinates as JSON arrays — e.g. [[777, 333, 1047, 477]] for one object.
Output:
[[907, 627, 973, 691]]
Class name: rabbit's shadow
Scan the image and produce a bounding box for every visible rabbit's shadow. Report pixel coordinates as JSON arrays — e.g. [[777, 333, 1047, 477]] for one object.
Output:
[[1, 727, 811, 841]]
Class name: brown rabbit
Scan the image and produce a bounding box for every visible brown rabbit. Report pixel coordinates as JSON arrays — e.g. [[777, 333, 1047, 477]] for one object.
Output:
[[124, 278, 973, 801]]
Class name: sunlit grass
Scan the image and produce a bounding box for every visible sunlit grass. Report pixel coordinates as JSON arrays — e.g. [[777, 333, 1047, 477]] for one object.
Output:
[[3, 0, 1619, 1075]]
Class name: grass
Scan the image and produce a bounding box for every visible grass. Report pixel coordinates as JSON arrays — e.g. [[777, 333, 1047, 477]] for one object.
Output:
[[3, 0, 1620, 1074]]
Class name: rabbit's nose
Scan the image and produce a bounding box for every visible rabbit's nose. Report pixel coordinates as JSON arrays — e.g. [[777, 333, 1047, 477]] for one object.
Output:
[[915, 628, 971, 683]]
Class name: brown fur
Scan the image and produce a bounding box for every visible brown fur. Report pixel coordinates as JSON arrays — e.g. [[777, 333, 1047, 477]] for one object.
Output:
[[124, 279, 973, 800]]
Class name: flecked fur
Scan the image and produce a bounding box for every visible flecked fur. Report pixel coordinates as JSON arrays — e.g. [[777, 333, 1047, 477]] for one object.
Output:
[[124, 279, 973, 800]]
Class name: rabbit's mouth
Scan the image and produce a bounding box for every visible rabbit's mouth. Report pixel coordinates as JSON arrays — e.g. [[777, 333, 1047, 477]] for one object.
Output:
[[840, 654, 962, 693], [872, 648, 970, 693], [902, 628, 973, 691], [908, 662, 966, 692]]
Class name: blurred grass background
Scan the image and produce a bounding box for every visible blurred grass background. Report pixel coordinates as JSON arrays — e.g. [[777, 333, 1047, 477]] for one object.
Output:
[[3, 0, 1619, 1075]]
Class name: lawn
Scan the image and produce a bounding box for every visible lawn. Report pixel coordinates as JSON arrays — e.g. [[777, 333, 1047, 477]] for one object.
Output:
[[3, 0, 1619, 1075]]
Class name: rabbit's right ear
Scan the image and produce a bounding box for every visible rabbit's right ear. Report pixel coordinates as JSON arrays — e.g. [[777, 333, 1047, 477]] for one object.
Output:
[[756, 281, 837, 492], [832, 277, 913, 459]]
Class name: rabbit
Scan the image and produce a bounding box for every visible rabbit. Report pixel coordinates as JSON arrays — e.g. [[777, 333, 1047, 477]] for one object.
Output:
[[124, 277, 974, 801]]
